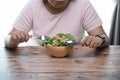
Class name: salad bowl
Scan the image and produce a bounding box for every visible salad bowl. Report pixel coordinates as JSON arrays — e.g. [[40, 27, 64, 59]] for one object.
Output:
[[41, 33, 74, 58], [46, 44, 73, 58]]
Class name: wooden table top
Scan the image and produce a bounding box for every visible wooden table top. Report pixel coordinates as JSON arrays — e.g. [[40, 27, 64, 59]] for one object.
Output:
[[0, 45, 120, 80]]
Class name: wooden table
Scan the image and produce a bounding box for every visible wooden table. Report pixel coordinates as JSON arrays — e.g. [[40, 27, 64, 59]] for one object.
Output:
[[0, 45, 120, 80]]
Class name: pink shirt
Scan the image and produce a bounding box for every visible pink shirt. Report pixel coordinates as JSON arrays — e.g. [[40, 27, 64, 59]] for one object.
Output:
[[13, 0, 102, 42]]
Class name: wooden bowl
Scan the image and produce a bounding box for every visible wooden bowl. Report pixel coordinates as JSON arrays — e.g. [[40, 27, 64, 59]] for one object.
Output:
[[46, 45, 73, 58]]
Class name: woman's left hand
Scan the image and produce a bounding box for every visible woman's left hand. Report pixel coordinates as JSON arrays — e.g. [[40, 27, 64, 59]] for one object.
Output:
[[81, 36, 102, 48]]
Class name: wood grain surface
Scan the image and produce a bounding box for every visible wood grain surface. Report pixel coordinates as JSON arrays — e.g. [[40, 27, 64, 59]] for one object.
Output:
[[0, 45, 120, 80]]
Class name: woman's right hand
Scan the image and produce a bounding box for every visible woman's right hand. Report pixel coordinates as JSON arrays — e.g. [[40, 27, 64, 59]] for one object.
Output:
[[5, 28, 31, 49], [10, 30, 31, 43]]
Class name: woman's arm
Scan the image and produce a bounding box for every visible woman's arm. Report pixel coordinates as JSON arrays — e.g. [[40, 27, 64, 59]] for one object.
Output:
[[81, 26, 109, 48]]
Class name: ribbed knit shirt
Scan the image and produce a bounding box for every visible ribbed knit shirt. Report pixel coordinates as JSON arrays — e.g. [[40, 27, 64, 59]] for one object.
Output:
[[13, 0, 103, 42]]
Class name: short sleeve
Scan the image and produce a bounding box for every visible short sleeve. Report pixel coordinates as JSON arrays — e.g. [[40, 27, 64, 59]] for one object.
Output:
[[81, 0, 103, 32], [13, 0, 34, 32]]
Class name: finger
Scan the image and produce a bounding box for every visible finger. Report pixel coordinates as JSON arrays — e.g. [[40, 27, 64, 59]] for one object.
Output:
[[89, 40, 95, 48], [11, 34, 17, 40], [15, 33, 23, 42], [85, 36, 93, 46], [81, 36, 89, 46], [10, 34, 21, 43], [19, 31, 29, 42], [25, 34, 31, 42], [20, 32, 27, 42]]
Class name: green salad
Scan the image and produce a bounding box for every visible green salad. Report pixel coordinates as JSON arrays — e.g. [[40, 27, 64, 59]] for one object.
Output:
[[41, 33, 74, 46]]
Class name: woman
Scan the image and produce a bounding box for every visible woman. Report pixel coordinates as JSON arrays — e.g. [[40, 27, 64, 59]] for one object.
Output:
[[4, 0, 109, 49]]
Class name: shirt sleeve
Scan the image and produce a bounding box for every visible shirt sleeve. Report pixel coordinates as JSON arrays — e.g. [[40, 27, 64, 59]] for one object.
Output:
[[12, 0, 33, 33], [81, 0, 103, 32]]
